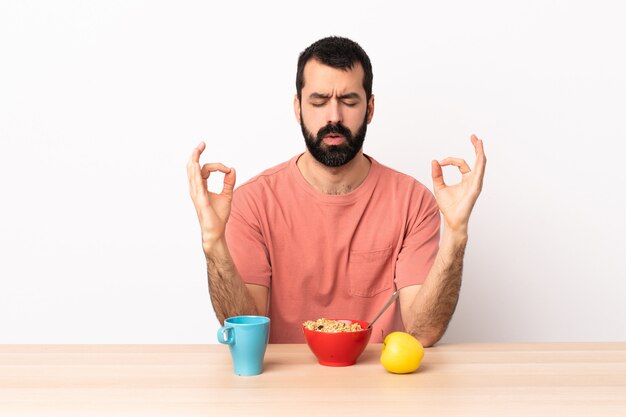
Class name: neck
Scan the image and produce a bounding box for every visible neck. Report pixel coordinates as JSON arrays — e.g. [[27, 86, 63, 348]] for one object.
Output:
[[296, 151, 371, 195]]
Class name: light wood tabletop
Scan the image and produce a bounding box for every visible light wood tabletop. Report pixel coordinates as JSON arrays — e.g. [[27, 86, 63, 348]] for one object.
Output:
[[1, 343, 625, 416]]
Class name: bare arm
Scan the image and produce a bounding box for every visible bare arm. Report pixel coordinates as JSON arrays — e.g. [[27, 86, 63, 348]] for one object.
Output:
[[204, 239, 266, 324], [187, 142, 268, 324], [400, 134, 486, 347], [399, 230, 467, 347]]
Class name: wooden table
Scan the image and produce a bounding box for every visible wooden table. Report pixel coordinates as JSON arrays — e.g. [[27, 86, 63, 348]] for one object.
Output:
[[1, 343, 625, 416]]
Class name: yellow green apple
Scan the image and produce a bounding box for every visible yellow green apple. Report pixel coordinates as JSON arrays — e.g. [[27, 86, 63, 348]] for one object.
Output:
[[380, 331, 424, 374]]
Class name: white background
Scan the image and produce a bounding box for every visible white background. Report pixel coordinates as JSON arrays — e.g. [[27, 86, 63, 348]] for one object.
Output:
[[1, 1, 625, 343]]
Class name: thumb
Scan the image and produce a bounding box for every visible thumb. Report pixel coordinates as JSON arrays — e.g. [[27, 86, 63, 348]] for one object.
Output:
[[221, 167, 237, 197], [431, 160, 445, 191]]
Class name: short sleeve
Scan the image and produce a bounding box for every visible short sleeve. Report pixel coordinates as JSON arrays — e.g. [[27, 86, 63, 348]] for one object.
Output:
[[225, 187, 271, 288], [394, 186, 441, 289]]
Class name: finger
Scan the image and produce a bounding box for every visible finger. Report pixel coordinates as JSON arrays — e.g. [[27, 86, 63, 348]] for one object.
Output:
[[221, 167, 237, 197], [187, 141, 206, 167], [188, 161, 205, 199], [438, 157, 471, 174], [470, 134, 487, 178], [187, 142, 206, 191], [431, 160, 445, 191], [201, 163, 232, 180]]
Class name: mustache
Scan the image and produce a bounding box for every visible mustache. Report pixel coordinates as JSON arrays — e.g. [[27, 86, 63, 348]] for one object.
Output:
[[316, 123, 353, 143]]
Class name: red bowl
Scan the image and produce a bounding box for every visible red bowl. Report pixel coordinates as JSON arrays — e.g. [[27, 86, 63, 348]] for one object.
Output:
[[302, 319, 372, 366]]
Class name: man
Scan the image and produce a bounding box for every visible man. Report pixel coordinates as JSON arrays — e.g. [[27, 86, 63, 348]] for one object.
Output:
[[187, 36, 486, 346]]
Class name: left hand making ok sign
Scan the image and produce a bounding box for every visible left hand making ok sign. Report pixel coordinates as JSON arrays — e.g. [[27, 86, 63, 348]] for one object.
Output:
[[431, 134, 487, 234]]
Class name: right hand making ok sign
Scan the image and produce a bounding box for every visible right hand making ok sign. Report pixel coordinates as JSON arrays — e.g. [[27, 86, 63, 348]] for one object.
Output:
[[186, 142, 236, 249]]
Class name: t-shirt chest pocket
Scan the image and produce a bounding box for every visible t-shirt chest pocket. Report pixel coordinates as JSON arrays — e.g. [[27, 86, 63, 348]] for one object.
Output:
[[348, 246, 394, 297]]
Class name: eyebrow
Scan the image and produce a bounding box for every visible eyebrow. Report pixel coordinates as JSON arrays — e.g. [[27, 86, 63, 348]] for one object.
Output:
[[308, 92, 362, 100]]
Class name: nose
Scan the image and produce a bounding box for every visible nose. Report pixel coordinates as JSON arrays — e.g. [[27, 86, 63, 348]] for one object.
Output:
[[326, 99, 342, 125]]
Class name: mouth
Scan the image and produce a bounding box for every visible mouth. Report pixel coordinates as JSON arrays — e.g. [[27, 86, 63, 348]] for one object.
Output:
[[322, 134, 345, 145]]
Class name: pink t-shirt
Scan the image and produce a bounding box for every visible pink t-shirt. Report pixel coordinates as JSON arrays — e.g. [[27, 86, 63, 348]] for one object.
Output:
[[225, 154, 440, 343]]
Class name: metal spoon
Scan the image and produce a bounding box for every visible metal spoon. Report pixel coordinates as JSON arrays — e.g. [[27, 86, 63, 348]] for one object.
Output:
[[366, 290, 399, 329]]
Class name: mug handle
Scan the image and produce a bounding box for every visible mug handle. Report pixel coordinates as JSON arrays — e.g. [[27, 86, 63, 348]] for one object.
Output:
[[217, 324, 235, 344]]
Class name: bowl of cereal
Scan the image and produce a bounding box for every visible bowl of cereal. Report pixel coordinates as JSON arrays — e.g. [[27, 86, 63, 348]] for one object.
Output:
[[302, 318, 372, 366]]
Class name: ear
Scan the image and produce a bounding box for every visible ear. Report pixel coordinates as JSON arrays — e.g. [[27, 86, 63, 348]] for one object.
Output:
[[366, 94, 375, 124], [294, 94, 301, 124]]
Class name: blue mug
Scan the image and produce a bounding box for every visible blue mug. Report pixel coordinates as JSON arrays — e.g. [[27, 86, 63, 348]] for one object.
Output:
[[217, 316, 270, 376]]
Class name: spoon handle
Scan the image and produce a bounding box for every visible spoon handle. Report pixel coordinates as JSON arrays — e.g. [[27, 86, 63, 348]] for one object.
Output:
[[367, 291, 399, 329]]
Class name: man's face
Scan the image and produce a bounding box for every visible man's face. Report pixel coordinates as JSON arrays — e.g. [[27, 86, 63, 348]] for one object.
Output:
[[295, 59, 374, 167]]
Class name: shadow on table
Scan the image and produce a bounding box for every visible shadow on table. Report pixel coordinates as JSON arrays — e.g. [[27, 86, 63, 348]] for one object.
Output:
[[263, 355, 318, 373]]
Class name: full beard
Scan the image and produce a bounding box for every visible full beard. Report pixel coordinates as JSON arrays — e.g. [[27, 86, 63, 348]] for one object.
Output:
[[300, 111, 368, 168]]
